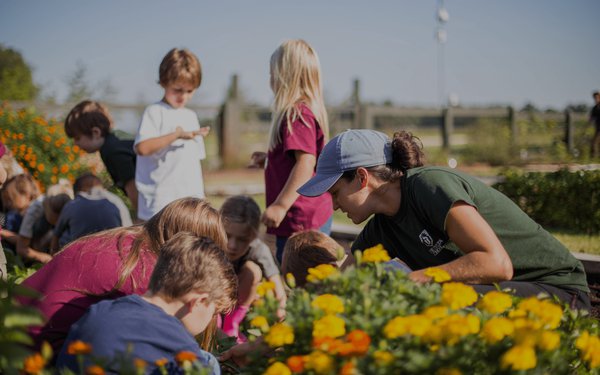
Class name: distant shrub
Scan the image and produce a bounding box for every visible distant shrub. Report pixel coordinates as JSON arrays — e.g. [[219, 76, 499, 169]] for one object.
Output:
[[0, 103, 86, 189], [494, 168, 600, 234]]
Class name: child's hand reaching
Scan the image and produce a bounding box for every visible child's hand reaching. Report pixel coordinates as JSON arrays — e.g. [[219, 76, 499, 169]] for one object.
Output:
[[175, 126, 208, 140], [248, 152, 266, 169], [261, 204, 287, 228]]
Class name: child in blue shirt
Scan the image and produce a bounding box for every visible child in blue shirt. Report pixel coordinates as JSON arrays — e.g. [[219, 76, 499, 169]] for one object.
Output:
[[56, 232, 238, 374]]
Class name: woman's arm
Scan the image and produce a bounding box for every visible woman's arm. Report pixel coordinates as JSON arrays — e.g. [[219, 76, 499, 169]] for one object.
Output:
[[409, 201, 513, 284], [134, 126, 201, 156], [262, 151, 316, 228]]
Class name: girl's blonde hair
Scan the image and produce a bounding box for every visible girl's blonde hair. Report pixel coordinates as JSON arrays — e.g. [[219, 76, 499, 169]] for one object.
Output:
[[268, 39, 329, 150]]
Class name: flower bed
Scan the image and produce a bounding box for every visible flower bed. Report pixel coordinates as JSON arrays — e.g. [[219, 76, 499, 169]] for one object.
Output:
[[244, 246, 600, 375]]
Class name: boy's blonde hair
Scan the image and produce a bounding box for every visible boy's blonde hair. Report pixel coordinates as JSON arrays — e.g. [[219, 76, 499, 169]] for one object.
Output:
[[268, 39, 329, 150], [64, 100, 113, 138], [1, 174, 40, 210], [148, 232, 237, 314], [159, 48, 202, 88], [281, 230, 342, 287]]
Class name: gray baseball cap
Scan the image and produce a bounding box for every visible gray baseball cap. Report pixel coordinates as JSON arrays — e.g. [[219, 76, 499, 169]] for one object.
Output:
[[298, 129, 392, 197]]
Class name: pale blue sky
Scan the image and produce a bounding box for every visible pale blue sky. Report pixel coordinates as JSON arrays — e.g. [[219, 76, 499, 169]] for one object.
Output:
[[1, 0, 599, 109]]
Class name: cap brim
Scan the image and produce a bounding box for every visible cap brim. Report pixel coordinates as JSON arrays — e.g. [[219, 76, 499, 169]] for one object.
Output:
[[297, 172, 343, 197]]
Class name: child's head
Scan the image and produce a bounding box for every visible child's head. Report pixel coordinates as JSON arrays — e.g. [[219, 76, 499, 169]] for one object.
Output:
[[147, 232, 237, 336], [158, 48, 202, 109], [1, 174, 40, 213], [73, 173, 103, 194], [268, 39, 329, 149], [64, 100, 112, 153], [144, 197, 227, 254], [281, 230, 349, 287], [219, 195, 261, 262], [43, 193, 72, 226]]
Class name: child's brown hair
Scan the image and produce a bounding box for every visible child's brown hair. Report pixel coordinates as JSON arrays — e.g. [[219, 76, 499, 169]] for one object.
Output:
[[159, 48, 202, 88], [148, 232, 237, 314], [0, 174, 40, 210], [219, 195, 261, 233], [64, 100, 113, 138], [281, 230, 344, 287]]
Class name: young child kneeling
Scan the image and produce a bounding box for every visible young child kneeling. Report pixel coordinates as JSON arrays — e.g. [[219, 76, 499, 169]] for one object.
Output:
[[56, 232, 237, 374]]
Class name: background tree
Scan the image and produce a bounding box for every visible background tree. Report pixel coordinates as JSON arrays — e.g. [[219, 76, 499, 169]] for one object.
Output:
[[0, 45, 39, 100]]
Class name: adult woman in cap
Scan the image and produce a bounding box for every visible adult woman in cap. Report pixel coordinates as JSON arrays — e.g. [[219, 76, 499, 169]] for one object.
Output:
[[297, 129, 590, 310]]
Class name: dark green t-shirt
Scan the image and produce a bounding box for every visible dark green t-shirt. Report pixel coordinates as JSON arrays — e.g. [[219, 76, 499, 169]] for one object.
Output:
[[352, 166, 589, 293]]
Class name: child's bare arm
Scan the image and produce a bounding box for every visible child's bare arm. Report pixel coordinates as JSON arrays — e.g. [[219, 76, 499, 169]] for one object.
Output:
[[262, 151, 316, 228], [134, 126, 202, 156], [0, 228, 18, 245], [17, 236, 52, 264]]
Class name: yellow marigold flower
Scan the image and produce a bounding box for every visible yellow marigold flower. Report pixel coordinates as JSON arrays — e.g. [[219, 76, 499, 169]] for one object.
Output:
[[263, 362, 292, 375], [373, 350, 394, 366], [155, 358, 169, 367], [311, 294, 345, 315], [440, 282, 478, 310], [306, 264, 339, 283], [250, 315, 270, 331], [361, 244, 391, 263], [383, 314, 431, 339], [422, 305, 448, 320], [477, 291, 513, 314], [85, 365, 105, 375], [304, 351, 334, 374], [264, 323, 295, 347], [256, 280, 276, 297], [517, 298, 563, 329], [67, 340, 92, 355], [23, 353, 46, 374], [481, 317, 514, 343], [285, 272, 296, 288], [313, 315, 346, 339], [436, 368, 462, 375], [424, 267, 451, 283], [537, 330, 560, 351], [500, 345, 537, 371], [575, 331, 600, 369], [134, 358, 146, 369], [175, 351, 197, 365]]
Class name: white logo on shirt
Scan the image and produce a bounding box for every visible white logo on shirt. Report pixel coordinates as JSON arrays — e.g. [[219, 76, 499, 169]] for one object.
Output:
[[419, 229, 444, 256], [419, 230, 433, 247]]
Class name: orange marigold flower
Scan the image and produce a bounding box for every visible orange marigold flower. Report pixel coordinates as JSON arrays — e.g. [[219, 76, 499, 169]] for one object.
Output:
[[313, 336, 343, 354], [344, 329, 371, 355], [37, 164, 45, 172], [286, 355, 305, 373], [155, 358, 169, 367], [43, 135, 51, 143], [134, 358, 147, 369], [85, 365, 105, 375], [23, 353, 46, 374], [175, 351, 197, 365], [60, 164, 69, 173], [64, 146, 71, 153], [52, 166, 58, 174], [72, 145, 80, 153], [339, 361, 357, 375], [67, 340, 92, 355]]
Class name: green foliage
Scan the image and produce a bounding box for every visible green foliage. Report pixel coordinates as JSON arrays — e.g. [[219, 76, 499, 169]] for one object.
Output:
[[0, 277, 44, 374], [494, 168, 600, 234], [461, 120, 516, 166], [0, 103, 87, 188], [0, 45, 39, 100]]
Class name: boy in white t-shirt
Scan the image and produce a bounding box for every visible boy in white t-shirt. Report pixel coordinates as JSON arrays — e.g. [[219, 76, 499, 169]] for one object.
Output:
[[134, 48, 209, 221]]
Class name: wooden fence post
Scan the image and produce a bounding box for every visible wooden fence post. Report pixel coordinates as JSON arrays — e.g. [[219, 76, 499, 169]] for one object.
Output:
[[565, 109, 574, 153], [352, 79, 361, 130], [508, 106, 518, 145], [442, 107, 453, 150], [219, 74, 242, 168]]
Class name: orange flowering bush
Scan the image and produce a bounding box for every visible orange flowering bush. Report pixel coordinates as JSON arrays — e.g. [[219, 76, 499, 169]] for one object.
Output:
[[243, 246, 600, 374], [0, 103, 86, 188]]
